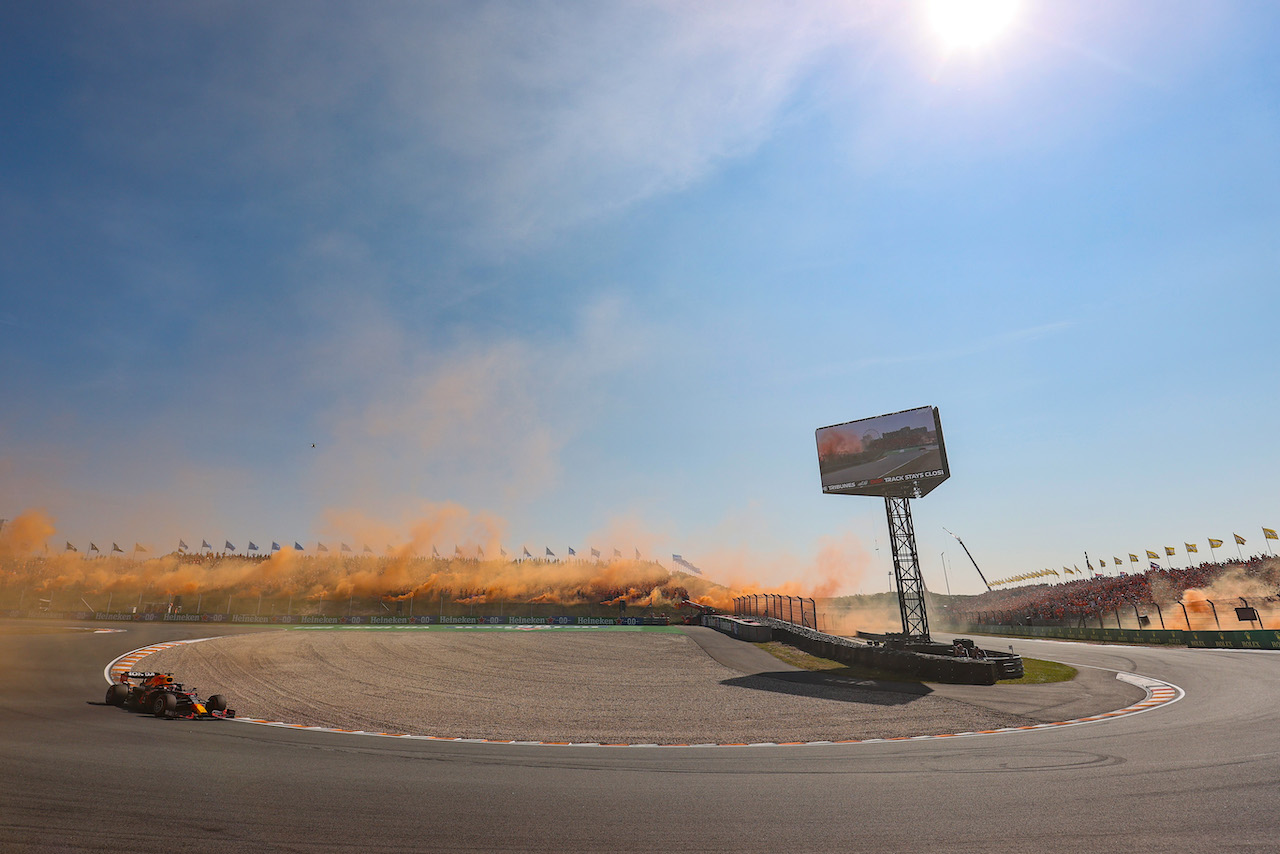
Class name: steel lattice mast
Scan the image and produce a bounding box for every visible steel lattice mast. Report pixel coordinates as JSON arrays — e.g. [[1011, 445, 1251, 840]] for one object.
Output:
[[885, 496, 929, 640]]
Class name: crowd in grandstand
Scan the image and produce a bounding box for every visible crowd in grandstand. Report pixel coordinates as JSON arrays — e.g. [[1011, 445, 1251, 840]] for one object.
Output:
[[948, 556, 1278, 626]]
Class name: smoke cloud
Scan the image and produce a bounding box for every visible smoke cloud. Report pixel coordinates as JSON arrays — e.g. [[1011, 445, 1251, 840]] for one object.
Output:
[[1174, 560, 1279, 630], [0, 505, 873, 619]]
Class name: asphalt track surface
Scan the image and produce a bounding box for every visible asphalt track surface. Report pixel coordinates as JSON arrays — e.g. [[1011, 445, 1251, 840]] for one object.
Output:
[[3, 620, 1279, 852]]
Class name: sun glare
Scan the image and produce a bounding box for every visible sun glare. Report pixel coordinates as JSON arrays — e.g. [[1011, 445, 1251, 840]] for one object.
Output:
[[926, 0, 1020, 51]]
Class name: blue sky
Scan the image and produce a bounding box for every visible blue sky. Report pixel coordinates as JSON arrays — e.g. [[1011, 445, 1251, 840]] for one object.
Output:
[[2, 1, 1278, 594]]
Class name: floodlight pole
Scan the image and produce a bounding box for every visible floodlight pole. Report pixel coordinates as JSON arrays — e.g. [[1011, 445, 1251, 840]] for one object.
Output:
[[885, 497, 929, 642]]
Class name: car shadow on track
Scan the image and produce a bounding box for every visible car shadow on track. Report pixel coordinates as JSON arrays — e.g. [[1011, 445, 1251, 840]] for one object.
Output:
[[720, 671, 932, 706]]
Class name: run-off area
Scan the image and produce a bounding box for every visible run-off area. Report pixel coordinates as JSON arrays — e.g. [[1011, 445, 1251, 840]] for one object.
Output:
[[134, 628, 1043, 744]]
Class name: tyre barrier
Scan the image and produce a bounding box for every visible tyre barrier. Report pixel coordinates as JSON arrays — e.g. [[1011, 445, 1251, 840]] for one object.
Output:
[[722, 617, 1011, 685]]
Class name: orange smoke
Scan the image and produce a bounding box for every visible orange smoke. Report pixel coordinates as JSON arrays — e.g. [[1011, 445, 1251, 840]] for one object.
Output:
[[1178, 561, 1280, 629], [0, 505, 873, 614], [816, 428, 863, 460], [0, 509, 57, 558]]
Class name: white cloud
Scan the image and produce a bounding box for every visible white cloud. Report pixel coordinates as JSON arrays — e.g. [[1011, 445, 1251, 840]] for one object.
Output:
[[74, 1, 869, 246], [376, 1, 868, 241]]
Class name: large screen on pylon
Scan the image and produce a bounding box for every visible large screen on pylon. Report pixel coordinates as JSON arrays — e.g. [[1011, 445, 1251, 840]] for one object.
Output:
[[816, 406, 949, 498]]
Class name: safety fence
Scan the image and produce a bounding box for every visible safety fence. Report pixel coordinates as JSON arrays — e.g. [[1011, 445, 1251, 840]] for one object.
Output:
[[733, 595, 818, 630], [967, 623, 1280, 650]]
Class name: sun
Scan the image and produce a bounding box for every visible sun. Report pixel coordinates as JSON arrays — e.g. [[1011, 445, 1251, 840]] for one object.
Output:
[[925, 0, 1020, 51]]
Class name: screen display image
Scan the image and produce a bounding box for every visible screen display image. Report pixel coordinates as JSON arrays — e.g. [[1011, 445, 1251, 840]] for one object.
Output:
[[815, 406, 950, 498]]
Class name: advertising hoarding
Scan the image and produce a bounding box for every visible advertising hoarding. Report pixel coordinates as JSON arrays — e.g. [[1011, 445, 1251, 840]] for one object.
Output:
[[816, 406, 950, 498]]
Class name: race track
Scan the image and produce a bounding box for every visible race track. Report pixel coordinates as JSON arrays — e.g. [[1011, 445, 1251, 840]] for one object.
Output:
[[2, 620, 1278, 852]]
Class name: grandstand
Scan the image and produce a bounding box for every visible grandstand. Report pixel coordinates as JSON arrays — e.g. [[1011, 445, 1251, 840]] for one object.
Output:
[[947, 556, 1278, 631]]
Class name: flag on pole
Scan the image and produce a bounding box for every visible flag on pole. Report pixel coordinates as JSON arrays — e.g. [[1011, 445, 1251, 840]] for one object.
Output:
[[90, 543, 99, 552], [201, 540, 211, 550], [613, 548, 621, 558], [591, 548, 600, 558], [340, 543, 352, 552], [271, 542, 281, 551], [225, 540, 235, 551], [294, 542, 304, 551], [500, 547, 507, 557], [1129, 554, 1139, 563], [179, 539, 189, 551], [65, 542, 77, 552], [1150, 561, 1161, 571], [545, 547, 555, 557], [1264, 528, 1279, 540], [523, 546, 532, 558], [432, 545, 440, 557], [454, 545, 462, 557], [1063, 566, 1072, 575], [1164, 546, 1175, 556], [1113, 557, 1122, 565], [672, 554, 703, 575], [111, 543, 123, 553], [568, 547, 576, 556], [248, 542, 258, 551], [1234, 533, 1247, 545], [1208, 538, 1223, 549], [1185, 543, 1197, 553], [477, 545, 484, 559], [134, 543, 147, 553], [363, 545, 372, 553], [1146, 550, 1159, 559], [635, 548, 641, 560], [317, 542, 328, 552]]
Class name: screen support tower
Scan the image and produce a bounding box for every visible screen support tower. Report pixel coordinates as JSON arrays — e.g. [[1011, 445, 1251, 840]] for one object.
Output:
[[885, 496, 929, 642]]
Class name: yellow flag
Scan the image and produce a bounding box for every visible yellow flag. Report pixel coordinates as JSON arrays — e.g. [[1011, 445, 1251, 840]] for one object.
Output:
[[1129, 554, 1139, 562], [1113, 556, 1122, 565], [1235, 533, 1246, 545], [1164, 546, 1176, 556], [1208, 538, 1223, 549], [1185, 543, 1198, 553], [1265, 527, 1278, 540], [1146, 550, 1159, 559]]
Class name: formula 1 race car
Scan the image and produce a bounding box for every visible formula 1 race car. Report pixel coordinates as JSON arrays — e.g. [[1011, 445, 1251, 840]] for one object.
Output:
[[104, 671, 235, 720]]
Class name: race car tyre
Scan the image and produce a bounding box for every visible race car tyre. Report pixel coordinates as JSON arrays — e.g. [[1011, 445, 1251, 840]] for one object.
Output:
[[153, 692, 177, 718], [106, 684, 129, 706], [207, 694, 227, 712]]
